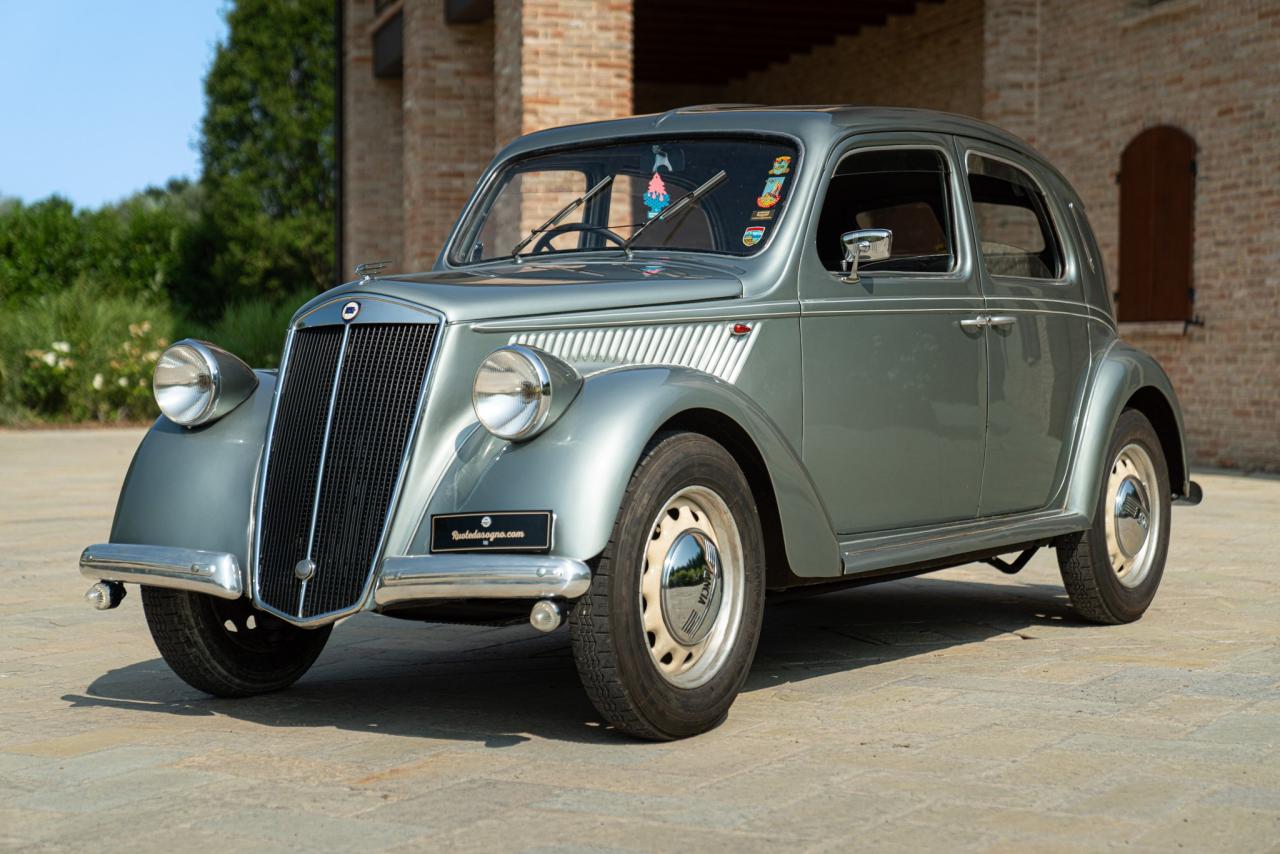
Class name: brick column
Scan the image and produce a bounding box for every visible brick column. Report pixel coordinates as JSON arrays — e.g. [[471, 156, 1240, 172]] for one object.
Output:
[[342, 0, 405, 276], [493, 0, 633, 148], [982, 0, 1041, 144], [402, 0, 495, 271]]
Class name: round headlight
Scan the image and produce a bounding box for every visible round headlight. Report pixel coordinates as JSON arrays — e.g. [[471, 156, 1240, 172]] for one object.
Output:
[[472, 345, 581, 441], [154, 343, 217, 426], [153, 339, 258, 428]]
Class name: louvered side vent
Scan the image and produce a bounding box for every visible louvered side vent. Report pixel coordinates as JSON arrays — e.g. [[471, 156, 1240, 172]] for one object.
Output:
[[508, 322, 759, 383], [255, 323, 437, 621]]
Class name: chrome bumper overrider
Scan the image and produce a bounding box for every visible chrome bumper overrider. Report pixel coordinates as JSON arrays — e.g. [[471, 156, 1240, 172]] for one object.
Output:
[[80, 543, 592, 609], [79, 544, 244, 599]]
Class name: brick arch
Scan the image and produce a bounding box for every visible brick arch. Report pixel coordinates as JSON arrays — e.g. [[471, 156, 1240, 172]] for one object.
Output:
[[1117, 125, 1197, 322]]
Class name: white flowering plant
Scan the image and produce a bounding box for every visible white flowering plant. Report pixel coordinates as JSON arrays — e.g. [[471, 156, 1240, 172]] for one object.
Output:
[[4, 286, 175, 423]]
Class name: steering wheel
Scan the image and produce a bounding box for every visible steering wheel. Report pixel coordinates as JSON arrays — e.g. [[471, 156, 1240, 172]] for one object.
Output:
[[530, 222, 627, 254]]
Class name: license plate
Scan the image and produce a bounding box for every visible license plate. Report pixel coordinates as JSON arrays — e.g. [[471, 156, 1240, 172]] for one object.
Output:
[[430, 511, 553, 553]]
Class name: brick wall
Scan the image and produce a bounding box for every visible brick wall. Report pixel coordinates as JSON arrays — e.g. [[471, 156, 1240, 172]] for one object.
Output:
[[342, 0, 405, 276], [340, 0, 1279, 470], [402, 0, 495, 271], [1028, 0, 1280, 470], [495, 0, 633, 147]]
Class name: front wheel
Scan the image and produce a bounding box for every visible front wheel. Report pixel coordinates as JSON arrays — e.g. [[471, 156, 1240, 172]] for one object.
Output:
[[1056, 409, 1171, 624], [141, 587, 332, 697], [569, 432, 766, 740]]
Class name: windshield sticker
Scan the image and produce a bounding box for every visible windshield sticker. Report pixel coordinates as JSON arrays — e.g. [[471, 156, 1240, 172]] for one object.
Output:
[[756, 176, 785, 208], [768, 156, 792, 175], [750, 209, 774, 222], [742, 226, 766, 247], [644, 173, 671, 220]]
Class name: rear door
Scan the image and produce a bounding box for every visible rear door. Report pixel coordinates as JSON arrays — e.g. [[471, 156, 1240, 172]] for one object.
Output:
[[959, 143, 1093, 515]]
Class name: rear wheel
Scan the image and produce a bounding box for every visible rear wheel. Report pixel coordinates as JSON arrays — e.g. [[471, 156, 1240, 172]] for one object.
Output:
[[141, 587, 331, 697], [569, 432, 766, 740], [1056, 409, 1171, 624]]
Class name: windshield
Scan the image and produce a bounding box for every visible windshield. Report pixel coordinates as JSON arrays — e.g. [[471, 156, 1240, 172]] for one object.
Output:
[[449, 137, 800, 265]]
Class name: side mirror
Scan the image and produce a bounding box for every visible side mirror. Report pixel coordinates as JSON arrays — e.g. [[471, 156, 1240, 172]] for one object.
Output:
[[840, 228, 893, 283]]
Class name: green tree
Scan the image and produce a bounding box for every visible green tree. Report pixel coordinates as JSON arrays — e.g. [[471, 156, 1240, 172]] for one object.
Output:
[[196, 0, 335, 321]]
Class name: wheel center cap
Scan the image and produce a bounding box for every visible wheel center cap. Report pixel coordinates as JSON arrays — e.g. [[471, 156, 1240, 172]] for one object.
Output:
[[1114, 476, 1150, 558], [660, 530, 723, 646]]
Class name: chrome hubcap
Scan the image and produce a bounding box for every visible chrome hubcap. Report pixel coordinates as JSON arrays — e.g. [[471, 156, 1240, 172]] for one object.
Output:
[[641, 486, 744, 688], [1104, 443, 1161, 589], [1114, 476, 1150, 558], [660, 530, 724, 646]]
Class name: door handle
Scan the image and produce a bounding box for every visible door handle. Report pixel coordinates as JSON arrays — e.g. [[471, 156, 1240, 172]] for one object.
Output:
[[986, 315, 1017, 328], [959, 316, 989, 330]]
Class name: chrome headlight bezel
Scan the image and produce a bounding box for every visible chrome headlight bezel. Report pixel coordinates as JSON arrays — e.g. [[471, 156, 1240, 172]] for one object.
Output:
[[472, 344, 582, 441], [153, 339, 258, 428]]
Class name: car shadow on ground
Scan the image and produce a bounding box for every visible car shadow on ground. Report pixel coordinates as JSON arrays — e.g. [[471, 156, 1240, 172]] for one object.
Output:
[[63, 571, 1079, 747]]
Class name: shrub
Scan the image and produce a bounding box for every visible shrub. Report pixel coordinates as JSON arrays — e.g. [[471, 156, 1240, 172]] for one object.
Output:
[[0, 284, 175, 423], [193, 288, 317, 368], [0, 286, 319, 424]]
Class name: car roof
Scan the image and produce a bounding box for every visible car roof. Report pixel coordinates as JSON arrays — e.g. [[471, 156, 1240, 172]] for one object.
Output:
[[497, 104, 1057, 179]]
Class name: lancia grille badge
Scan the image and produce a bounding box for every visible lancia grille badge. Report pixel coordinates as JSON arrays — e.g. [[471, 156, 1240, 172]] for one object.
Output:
[[341, 301, 360, 322], [294, 558, 316, 581], [481, 515, 492, 528]]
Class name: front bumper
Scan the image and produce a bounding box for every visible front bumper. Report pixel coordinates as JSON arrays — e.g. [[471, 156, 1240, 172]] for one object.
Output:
[[79, 543, 591, 611]]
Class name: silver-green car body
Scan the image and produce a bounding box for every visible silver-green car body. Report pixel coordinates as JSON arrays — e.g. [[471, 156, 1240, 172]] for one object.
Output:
[[85, 106, 1198, 629]]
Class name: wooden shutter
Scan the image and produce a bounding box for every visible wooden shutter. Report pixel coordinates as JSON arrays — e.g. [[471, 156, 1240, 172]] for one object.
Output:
[[1118, 126, 1196, 322]]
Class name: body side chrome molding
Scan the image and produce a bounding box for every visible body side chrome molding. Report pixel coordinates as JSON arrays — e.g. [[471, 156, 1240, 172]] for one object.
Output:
[[81, 544, 243, 599], [471, 299, 800, 333]]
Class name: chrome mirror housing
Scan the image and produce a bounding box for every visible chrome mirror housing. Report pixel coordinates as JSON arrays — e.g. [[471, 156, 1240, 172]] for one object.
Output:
[[840, 228, 893, 283]]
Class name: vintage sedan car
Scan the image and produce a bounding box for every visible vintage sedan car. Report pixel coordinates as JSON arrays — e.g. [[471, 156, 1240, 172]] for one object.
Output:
[[81, 106, 1201, 739]]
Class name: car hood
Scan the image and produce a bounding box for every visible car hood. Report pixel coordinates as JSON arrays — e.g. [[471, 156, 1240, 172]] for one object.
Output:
[[313, 258, 745, 323]]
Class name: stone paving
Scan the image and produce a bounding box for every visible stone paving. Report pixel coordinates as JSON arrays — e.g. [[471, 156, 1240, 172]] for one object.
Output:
[[1, 428, 1278, 852]]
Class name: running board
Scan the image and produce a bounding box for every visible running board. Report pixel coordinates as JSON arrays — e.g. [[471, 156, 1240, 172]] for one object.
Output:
[[840, 510, 1089, 576]]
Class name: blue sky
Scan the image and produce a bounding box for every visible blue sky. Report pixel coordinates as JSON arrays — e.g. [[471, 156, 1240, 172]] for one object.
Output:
[[0, 2, 228, 209]]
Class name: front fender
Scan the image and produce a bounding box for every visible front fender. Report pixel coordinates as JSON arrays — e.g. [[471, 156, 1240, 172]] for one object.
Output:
[[1066, 341, 1192, 521], [108, 371, 273, 571], [413, 366, 843, 577]]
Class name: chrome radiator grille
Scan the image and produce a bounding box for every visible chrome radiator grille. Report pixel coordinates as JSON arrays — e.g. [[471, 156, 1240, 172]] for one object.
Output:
[[255, 322, 438, 621]]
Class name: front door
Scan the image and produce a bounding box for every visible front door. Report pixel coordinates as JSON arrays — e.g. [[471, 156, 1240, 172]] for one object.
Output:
[[799, 136, 987, 536], [959, 145, 1093, 515]]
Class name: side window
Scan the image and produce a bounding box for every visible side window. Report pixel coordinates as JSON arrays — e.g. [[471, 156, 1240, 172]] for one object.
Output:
[[967, 153, 1064, 280], [815, 148, 955, 274]]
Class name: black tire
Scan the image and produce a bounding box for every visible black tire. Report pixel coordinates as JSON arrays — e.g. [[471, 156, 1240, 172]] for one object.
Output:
[[141, 587, 332, 697], [1056, 409, 1171, 624], [568, 432, 766, 740]]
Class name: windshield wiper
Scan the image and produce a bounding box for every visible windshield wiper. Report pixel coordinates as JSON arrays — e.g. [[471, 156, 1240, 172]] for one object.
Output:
[[621, 169, 727, 259], [509, 175, 614, 262]]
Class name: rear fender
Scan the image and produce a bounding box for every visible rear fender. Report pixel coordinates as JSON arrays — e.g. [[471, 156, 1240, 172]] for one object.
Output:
[[1066, 342, 1192, 521]]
